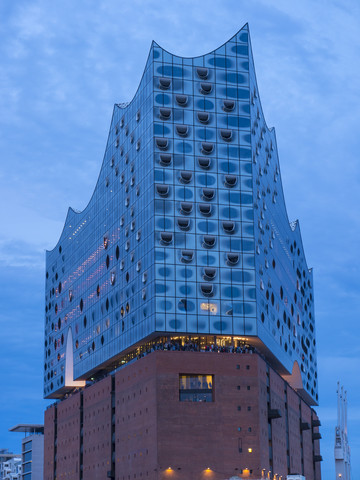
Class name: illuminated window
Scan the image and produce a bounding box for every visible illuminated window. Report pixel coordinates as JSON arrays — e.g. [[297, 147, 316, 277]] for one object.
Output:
[[179, 374, 213, 402], [200, 302, 217, 314]]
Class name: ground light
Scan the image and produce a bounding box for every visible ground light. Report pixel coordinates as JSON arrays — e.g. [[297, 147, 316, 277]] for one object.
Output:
[[203, 467, 214, 477]]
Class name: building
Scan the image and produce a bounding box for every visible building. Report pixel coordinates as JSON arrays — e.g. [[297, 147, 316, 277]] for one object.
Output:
[[334, 383, 351, 479], [0, 450, 21, 480], [9, 424, 44, 480], [44, 24, 322, 480]]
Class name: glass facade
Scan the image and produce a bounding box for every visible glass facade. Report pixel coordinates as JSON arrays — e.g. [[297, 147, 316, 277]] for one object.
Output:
[[44, 24, 318, 405]]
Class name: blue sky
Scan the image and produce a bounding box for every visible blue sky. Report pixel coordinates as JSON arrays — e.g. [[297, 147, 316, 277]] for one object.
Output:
[[0, 0, 359, 477]]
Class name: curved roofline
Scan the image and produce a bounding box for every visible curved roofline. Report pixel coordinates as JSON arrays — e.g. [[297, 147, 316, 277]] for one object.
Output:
[[46, 43, 156, 255], [46, 104, 116, 255], [247, 32, 313, 272], [152, 23, 249, 60], [116, 39, 155, 110], [47, 25, 249, 256], [47, 23, 312, 272]]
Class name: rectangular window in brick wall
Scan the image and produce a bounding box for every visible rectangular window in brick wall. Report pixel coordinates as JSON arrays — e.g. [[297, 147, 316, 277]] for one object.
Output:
[[179, 374, 213, 402]]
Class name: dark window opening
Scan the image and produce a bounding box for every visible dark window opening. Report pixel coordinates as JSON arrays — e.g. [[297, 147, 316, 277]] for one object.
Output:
[[159, 154, 172, 166], [180, 250, 194, 263], [200, 283, 214, 297], [156, 138, 168, 150], [225, 175, 237, 187], [203, 267, 216, 280], [160, 232, 173, 245], [176, 125, 188, 137], [201, 142, 214, 154], [177, 218, 191, 231], [220, 129, 232, 141], [159, 77, 171, 89], [202, 188, 215, 201], [197, 112, 210, 124], [159, 108, 171, 120], [223, 100, 235, 111], [196, 67, 209, 79], [202, 235, 216, 249], [222, 221, 236, 234], [200, 82, 212, 94], [199, 203, 212, 216], [198, 157, 211, 169], [180, 202, 193, 215], [178, 299, 187, 311], [156, 184, 170, 197], [179, 171, 192, 184], [176, 94, 188, 106]]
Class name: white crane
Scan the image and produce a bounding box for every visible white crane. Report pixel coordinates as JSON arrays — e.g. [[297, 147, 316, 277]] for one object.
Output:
[[334, 382, 351, 480]]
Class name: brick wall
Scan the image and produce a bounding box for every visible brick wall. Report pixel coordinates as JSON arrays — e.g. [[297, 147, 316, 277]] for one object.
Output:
[[44, 351, 321, 480]]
